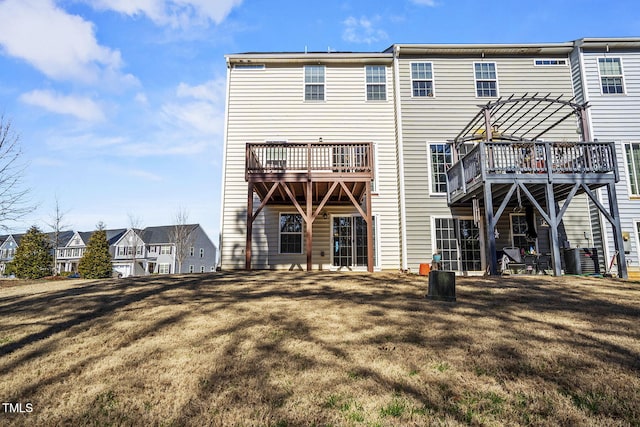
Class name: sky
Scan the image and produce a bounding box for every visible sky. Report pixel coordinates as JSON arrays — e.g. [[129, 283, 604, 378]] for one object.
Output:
[[0, 0, 638, 241]]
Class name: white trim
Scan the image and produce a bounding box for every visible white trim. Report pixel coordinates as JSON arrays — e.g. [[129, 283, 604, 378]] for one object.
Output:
[[219, 60, 232, 266], [394, 47, 409, 271], [473, 62, 499, 98], [633, 220, 640, 267]]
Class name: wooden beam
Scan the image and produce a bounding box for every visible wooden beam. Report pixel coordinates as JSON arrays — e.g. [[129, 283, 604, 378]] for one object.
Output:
[[252, 182, 280, 222], [246, 182, 254, 270], [366, 180, 374, 272], [281, 182, 308, 221], [312, 181, 339, 222], [339, 181, 367, 220], [546, 182, 562, 276], [306, 180, 313, 271], [484, 182, 498, 275]]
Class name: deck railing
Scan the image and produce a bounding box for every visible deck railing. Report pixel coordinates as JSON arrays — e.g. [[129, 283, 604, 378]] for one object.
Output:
[[447, 141, 618, 198], [246, 142, 373, 179]]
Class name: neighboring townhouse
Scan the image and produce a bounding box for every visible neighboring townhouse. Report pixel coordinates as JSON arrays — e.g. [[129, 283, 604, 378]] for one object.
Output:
[[0, 234, 21, 274], [57, 229, 126, 273], [221, 40, 631, 277], [571, 38, 640, 278], [112, 224, 217, 277], [390, 42, 614, 275], [221, 52, 400, 271]]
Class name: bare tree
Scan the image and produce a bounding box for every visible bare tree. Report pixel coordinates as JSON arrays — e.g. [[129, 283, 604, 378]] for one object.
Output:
[[127, 213, 144, 276], [46, 196, 70, 275], [0, 115, 34, 229], [169, 207, 195, 274]]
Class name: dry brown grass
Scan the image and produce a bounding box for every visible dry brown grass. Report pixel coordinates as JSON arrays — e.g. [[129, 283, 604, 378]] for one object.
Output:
[[0, 272, 639, 426]]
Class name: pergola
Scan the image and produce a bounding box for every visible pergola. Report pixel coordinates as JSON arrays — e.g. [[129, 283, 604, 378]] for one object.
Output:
[[447, 93, 627, 278]]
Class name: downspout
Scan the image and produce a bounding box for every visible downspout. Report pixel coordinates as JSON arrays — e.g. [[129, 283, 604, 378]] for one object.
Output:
[[218, 58, 232, 269], [393, 45, 409, 271]]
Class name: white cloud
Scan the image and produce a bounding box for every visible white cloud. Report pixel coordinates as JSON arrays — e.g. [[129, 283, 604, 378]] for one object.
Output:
[[88, 0, 244, 28], [19, 90, 106, 122], [410, 0, 438, 5], [0, 0, 136, 86], [343, 16, 389, 44]]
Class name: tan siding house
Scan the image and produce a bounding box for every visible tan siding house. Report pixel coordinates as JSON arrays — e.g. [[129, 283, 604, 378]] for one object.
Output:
[[221, 53, 400, 271]]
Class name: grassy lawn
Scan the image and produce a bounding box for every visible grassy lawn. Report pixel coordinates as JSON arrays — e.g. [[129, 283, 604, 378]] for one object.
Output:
[[0, 272, 639, 426]]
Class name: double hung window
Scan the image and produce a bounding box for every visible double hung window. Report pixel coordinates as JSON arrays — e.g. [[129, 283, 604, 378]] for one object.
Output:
[[474, 62, 498, 97], [304, 65, 325, 101], [411, 62, 434, 97], [598, 58, 624, 94]]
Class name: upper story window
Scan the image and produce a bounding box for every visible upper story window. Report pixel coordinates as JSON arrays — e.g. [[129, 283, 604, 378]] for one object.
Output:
[[304, 65, 325, 101], [366, 65, 386, 101], [429, 143, 453, 194], [189, 247, 194, 256], [199, 248, 204, 258], [411, 62, 434, 97], [598, 57, 625, 94], [534, 59, 567, 66], [625, 143, 640, 196], [474, 62, 498, 97], [280, 213, 303, 254], [160, 245, 172, 255]]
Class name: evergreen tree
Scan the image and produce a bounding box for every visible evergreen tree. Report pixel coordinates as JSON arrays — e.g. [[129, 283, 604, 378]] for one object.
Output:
[[78, 228, 113, 279], [12, 226, 52, 279]]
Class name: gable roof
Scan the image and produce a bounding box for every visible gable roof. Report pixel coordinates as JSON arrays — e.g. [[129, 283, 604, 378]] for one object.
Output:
[[139, 224, 199, 244]]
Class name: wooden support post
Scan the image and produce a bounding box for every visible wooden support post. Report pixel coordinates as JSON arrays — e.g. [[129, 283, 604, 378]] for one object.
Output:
[[484, 182, 498, 275], [306, 180, 313, 272], [366, 180, 374, 273], [607, 182, 628, 279], [246, 182, 254, 270], [546, 182, 562, 276]]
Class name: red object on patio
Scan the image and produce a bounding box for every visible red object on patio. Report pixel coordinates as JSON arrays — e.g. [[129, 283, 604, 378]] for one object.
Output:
[[419, 263, 430, 276]]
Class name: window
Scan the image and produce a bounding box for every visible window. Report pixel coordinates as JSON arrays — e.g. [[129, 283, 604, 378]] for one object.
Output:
[[474, 62, 497, 97], [280, 213, 303, 254], [598, 58, 624, 94], [429, 143, 453, 194], [189, 265, 194, 273], [200, 266, 205, 273], [434, 218, 459, 271], [158, 264, 170, 274], [411, 62, 434, 97], [161, 246, 172, 255], [199, 248, 204, 258], [189, 247, 194, 256], [366, 65, 386, 100], [625, 143, 640, 196], [511, 214, 531, 251], [304, 65, 325, 101], [534, 59, 567, 66]]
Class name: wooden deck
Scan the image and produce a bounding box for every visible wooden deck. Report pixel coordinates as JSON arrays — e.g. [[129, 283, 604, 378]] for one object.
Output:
[[244, 142, 375, 272], [446, 141, 618, 205]]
